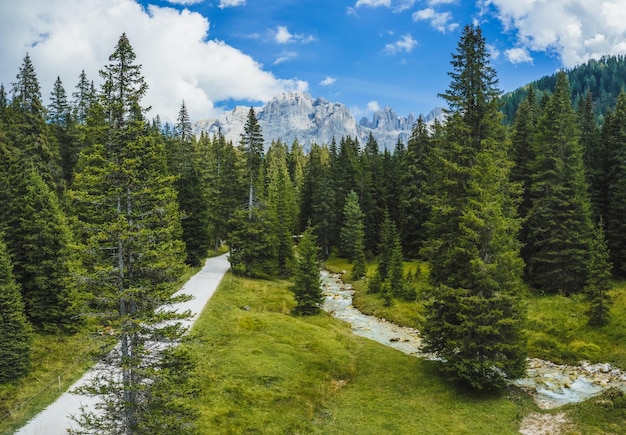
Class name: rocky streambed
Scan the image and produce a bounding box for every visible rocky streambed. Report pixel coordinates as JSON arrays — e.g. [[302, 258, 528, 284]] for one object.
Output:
[[320, 270, 626, 409]]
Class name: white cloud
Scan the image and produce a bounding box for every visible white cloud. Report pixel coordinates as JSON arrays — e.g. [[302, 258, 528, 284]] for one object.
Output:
[[320, 76, 336, 86], [394, 0, 417, 12], [487, 43, 501, 60], [412, 8, 458, 33], [0, 0, 307, 123], [428, 0, 457, 5], [274, 51, 298, 64], [356, 0, 391, 7], [219, 0, 245, 8], [384, 34, 417, 54], [274, 25, 316, 45], [354, 0, 417, 12], [166, 0, 204, 5], [486, 0, 626, 67], [367, 100, 381, 111], [505, 47, 533, 64], [275, 26, 293, 44]]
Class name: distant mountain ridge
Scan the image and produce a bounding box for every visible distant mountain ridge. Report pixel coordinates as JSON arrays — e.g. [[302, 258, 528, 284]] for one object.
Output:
[[194, 91, 444, 150], [500, 54, 626, 124]]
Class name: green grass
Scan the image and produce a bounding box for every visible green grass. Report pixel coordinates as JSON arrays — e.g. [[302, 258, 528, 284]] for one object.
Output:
[[0, 331, 105, 435], [525, 284, 626, 367], [328, 256, 626, 370], [182, 272, 536, 434]]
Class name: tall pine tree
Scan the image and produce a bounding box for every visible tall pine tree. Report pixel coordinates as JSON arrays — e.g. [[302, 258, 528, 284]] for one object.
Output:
[[292, 225, 322, 315], [172, 101, 212, 266], [525, 72, 593, 294], [70, 34, 191, 434], [422, 25, 526, 389], [0, 232, 31, 383]]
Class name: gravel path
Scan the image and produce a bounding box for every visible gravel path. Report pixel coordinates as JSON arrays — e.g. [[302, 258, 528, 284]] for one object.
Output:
[[15, 253, 231, 435]]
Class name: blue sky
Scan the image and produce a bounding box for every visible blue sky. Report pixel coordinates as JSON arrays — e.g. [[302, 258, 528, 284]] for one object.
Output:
[[1, 0, 625, 123]]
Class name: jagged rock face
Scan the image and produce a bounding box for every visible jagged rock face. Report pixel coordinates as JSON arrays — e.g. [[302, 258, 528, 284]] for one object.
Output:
[[194, 91, 444, 150]]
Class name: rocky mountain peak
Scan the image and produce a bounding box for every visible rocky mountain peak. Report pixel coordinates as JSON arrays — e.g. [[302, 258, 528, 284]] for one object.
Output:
[[194, 90, 444, 150]]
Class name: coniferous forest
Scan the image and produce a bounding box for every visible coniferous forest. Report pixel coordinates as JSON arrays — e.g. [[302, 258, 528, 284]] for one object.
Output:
[[1, 25, 626, 432]]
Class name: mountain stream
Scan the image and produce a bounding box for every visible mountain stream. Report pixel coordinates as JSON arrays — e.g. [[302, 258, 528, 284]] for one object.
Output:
[[320, 270, 626, 410]]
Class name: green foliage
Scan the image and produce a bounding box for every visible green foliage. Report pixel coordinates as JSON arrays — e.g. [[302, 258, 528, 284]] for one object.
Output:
[[339, 190, 365, 261], [424, 285, 526, 389], [585, 222, 613, 326], [300, 144, 336, 256], [422, 25, 527, 389], [240, 107, 264, 215], [197, 132, 246, 250], [399, 116, 432, 258], [263, 140, 297, 275], [69, 34, 190, 434], [292, 226, 322, 315], [170, 101, 212, 267], [525, 72, 594, 294], [0, 234, 31, 383], [367, 270, 383, 294], [501, 54, 626, 124], [0, 148, 84, 332], [351, 237, 367, 280], [227, 207, 278, 279], [359, 133, 386, 253], [604, 92, 626, 276], [6, 53, 62, 190]]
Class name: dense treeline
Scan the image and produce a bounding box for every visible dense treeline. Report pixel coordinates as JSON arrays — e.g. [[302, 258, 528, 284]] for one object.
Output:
[[0, 25, 624, 426], [501, 54, 626, 124]]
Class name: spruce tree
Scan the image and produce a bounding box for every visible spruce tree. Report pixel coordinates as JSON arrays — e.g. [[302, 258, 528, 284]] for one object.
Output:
[[510, 88, 537, 278], [578, 91, 604, 220], [7, 53, 62, 190], [604, 92, 626, 276], [388, 232, 405, 298], [376, 211, 396, 281], [0, 83, 7, 122], [263, 140, 297, 275], [69, 34, 191, 434], [585, 221, 613, 327], [422, 25, 526, 389], [172, 101, 212, 266], [195, 131, 245, 251], [525, 72, 593, 294], [0, 233, 31, 383], [240, 107, 264, 217], [72, 70, 96, 125], [351, 236, 367, 280], [227, 207, 278, 278], [300, 144, 335, 256], [292, 225, 322, 315], [400, 116, 432, 258], [360, 133, 385, 253], [0, 143, 83, 332], [48, 76, 78, 183], [340, 190, 365, 262], [287, 138, 306, 209]]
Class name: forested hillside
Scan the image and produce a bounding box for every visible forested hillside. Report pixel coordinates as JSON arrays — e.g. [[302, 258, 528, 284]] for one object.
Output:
[[501, 54, 626, 124], [1, 25, 626, 433]]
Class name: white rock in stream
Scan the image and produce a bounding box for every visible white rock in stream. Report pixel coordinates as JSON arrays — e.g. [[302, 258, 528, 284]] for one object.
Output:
[[320, 270, 626, 409]]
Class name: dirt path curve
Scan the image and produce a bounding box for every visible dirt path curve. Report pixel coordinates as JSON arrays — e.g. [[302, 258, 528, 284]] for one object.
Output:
[[16, 253, 231, 435]]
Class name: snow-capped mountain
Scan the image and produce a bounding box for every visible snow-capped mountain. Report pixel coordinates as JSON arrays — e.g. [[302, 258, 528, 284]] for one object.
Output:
[[194, 91, 444, 150]]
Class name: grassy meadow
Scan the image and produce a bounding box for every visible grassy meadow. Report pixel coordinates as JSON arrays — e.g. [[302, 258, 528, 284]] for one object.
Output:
[[182, 273, 534, 434], [3, 250, 626, 434]]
